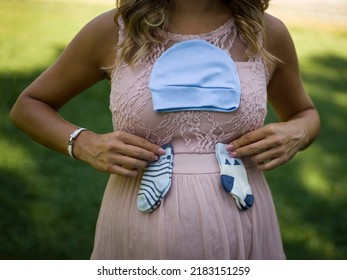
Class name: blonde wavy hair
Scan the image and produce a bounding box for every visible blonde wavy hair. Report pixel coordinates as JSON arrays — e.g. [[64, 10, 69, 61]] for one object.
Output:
[[115, 0, 275, 65]]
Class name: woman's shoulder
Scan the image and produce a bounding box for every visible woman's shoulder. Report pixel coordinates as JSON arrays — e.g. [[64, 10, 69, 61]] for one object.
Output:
[[68, 9, 119, 73], [80, 9, 119, 42], [264, 13, 297, 62], [67, 9, 119, 53], [264, 13, 288, 33]]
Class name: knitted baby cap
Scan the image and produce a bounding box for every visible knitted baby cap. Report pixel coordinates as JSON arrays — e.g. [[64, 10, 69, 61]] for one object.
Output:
[[149, 39, 241, 112]]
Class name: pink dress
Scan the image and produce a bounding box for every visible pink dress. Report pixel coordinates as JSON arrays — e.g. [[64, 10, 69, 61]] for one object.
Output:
[[91, 18, 286, 260]]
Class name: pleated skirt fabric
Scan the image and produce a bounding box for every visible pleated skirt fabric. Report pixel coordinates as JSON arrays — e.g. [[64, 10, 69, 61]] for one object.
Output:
[[91, 153, 285, 260]]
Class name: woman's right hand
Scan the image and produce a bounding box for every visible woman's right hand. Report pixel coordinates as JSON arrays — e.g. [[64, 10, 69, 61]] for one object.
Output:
[[73, 130, 166, 177]]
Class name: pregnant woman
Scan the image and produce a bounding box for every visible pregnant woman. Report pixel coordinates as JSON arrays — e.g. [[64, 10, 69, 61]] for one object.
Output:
[[10, 0, 320, 259]]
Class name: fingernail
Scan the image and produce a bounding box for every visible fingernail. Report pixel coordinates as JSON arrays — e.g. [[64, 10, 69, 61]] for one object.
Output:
[[229, 152, 237, 158], [154, 156, 159, 161], [226, 144, 234, 151], [158, 148, 166, 155]]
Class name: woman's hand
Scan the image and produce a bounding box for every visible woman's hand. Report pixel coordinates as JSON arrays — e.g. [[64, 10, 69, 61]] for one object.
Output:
[[74, 131, 166, 177], [226, 120, 309, 171]]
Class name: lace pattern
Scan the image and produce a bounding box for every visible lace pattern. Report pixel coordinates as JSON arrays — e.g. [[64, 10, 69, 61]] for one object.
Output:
[[110, 18, 268, 154]]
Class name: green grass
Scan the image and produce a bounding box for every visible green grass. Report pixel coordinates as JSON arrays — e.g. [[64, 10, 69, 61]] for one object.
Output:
[[1, 0, 347, 259]]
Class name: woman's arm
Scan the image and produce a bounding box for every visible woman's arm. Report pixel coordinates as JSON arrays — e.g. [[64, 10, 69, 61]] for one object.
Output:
[[226, 14, 320, 170], [10, 10, 165, 177]]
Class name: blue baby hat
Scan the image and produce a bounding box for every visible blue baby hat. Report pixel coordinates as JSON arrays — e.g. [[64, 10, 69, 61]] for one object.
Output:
[[149, 39, 241, 112]]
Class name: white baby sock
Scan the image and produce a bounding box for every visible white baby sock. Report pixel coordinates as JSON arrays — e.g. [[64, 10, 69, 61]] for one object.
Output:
[[215, 143, 254, 210], [137, 144, 174, 213]]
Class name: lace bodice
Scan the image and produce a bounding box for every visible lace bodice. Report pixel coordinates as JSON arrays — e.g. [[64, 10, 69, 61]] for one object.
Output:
[[109, 18, 268, 154]]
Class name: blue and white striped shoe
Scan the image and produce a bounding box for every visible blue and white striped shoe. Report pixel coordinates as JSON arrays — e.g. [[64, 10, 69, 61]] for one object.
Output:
[[137, 144, 174, 213]]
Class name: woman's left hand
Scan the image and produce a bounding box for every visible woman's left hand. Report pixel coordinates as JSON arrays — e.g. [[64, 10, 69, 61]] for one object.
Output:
[[226, 121, 308, 170]]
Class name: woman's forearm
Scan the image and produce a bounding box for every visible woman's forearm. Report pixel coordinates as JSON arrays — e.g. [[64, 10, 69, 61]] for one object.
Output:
[[10, 94, 165, 176], [10, 94, 82, 157]]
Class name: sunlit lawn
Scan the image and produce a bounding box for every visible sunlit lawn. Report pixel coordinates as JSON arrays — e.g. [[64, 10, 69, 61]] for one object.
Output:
[[1, 0, 347, 259]]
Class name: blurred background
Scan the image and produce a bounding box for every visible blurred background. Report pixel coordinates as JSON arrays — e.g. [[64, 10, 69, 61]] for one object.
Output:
[[1, 0, 346, 259]]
